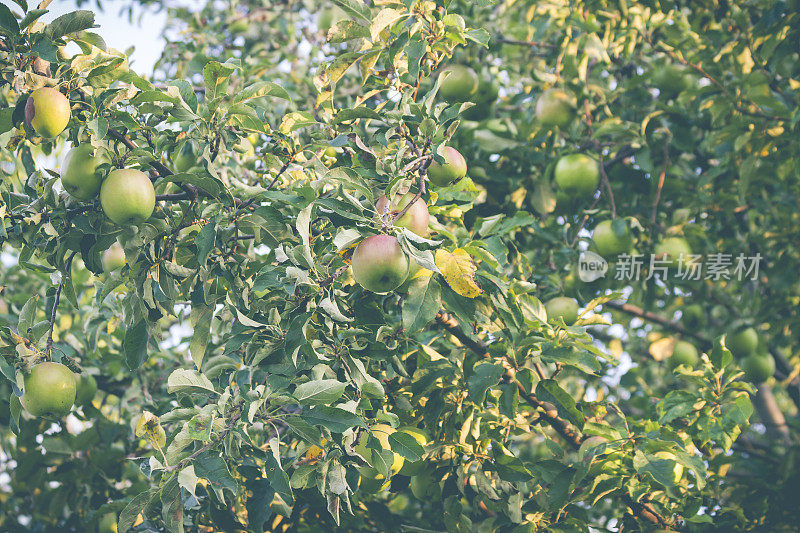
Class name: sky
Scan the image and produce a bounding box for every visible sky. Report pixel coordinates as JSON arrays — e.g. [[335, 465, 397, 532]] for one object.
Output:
[[42, 0, 169, 74]]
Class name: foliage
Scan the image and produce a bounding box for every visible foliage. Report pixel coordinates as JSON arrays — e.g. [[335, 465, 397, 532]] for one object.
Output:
[[0, 0, 798, 531]]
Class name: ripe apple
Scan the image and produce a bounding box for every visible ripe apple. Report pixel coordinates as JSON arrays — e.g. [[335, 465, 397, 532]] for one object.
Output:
[[25, 87, 71, 138], [545, 296, 580, 325], [741, 353, 774, 383], [668, 340, 699, 369], [653, 451, 683, 484], [100, 169, 156, 225], [427, 146, 467, 186], [74, 373, 98, 407], [376, 193, 430, 237], [20, 362, 76, 418], [174, 143, 195, 172], [591, 220, 633, 257], [351, 235, 409, 293], [727, 327, 758, 358], [438, 65, 478, 102], [554, 154, 599, 199], [654, 237, 692, 268], [397, 426, 430, 476], [102, 241, 126, 272], [354, 423, 404, 475], [97, 512, 118, 533], [61, 144, 108, 200], [535, 89, 575, 128]]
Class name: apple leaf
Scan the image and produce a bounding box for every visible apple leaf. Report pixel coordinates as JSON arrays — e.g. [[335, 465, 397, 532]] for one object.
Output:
[[435, 248, 482, 298]]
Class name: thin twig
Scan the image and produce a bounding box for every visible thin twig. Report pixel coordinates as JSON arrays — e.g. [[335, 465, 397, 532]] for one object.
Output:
[[46, 251, 77, 357]]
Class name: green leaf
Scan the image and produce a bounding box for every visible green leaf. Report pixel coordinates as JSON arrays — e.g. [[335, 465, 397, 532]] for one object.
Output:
[[189, 306, 213, 369], [167, 368, 216, 395], [332, 107, 383, 124], [402, 276, 441, 332], [536, 379, 585, 429], [45, 10, 95, 40], [709, 335, 733, 369], [234, 81, 291, 103], [301, 406, 364, 433], [464, 28, 490, 47], [370, 8, 406, 41], [193, 451, 237, 493], [118, 490, 156, 533], [388, 431, 424, 461], [123, 320, 149, 370], [293, 379, 346, 405], [17, 295, 38, 338], [468, 361, 504, 404], [202, 60, 236, 99], [0, 4, 20, 36]]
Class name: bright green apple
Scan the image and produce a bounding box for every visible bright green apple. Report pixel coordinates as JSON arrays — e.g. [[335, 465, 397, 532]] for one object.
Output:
[[61, 144, 107, 200], [592, 220, 633, 257], [100, 169, 156, 225], [668, 340, 699, 369], [427, 146, 467, 186], [438, 65, 478, 102], [545, 296, 580, 325], [727, 327, 758, 358], [21, 362, 76, 419], [741, 353, 774, 383], [75, 373, 98, 407], [654, 237, 692, 268], [535, 89, 575, 128], [102, 241, 127, 272], [554, 154, 599, 199]]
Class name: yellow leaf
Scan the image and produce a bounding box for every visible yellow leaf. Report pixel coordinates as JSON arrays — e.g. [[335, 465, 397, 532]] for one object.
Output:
[[136, 411, 166, 450], [649, 337, 675, 362], [435, 248, 482, 298]]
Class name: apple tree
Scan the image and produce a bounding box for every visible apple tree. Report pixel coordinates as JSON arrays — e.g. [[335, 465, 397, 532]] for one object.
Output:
[[0, 0, 798, 531]]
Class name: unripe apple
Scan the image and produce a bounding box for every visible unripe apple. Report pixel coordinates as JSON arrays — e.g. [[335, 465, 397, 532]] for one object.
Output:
[[591, 220, 633, 257], [462, 79, 499, 120], [25, 87, 71, 138], [351, 235, 410, 293], [681, 304, 704, 329], [438, 65, 478, 102], [654, 237, 692, 268], [554, 154, 599, 199], [61, 144, 108, 200], [741, 353, 774, 383], [668, 340, 699, 369], [727, 327, 758, 358], [545, 296, 580, 325], [102, 241, 127, 272], [97, 512, 118, 533], [74, 373, 98, 407], [174, 143, 195, 172], [376, 193, 430, 237], [21, 362, 76, 418], [410, 469, 441, 500], [427, 146, 467, 186], [535, 89, 575, 128], [100, 169, 156, 225]]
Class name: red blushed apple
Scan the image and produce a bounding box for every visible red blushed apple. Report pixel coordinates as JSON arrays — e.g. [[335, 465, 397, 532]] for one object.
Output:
[[351, 235, 410, 293], [376, 193, 430, 237]]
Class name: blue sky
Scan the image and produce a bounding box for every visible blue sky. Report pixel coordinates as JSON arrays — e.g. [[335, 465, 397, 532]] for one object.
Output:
[[44, 0, 168, 74]]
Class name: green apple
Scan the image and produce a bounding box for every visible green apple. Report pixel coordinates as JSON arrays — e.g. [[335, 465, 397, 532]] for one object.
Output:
[[351, 235, 410, 293], [61, 144, 108, 200], [727, 327, 758, 358], [741, 353, 774, 383], [654, 237, 692, 268], [462, 79, 499, 120], [438, 65, 478, 102], [545, 296, 580, 325], [427, 146, 467, 186], [376, 193, 430, 237], [410, 469, 441, 500], [25, 87, 71, 138], [592, 220, 633, 257], [97, 512, 118, 533], [681, 304, 704, 329], [102, 241, 127, 272], [554, 154, 600, 198], [74, 373, 98, 407], [174, 143, 195, 173], [21, 362, 76, 419], [668, 340, 699, 369], [535, 89, 575, 128], [100, 169, 156, 225], [652, 64, 693, 98]]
